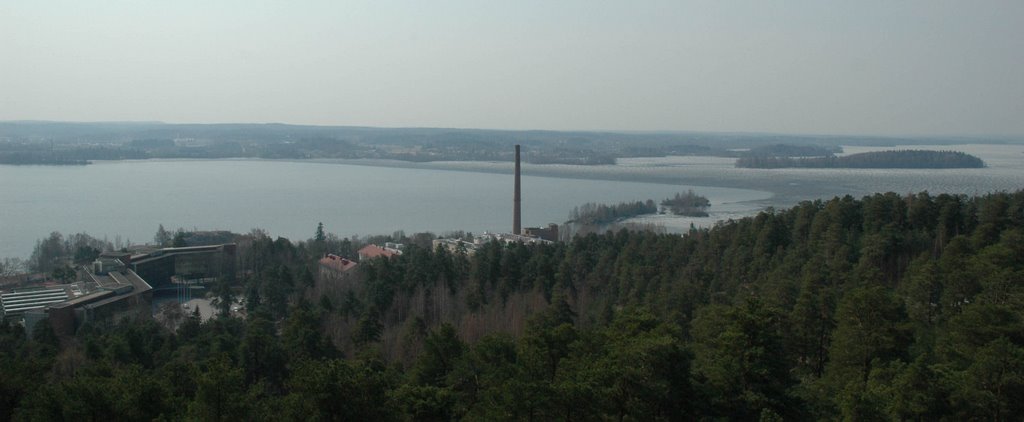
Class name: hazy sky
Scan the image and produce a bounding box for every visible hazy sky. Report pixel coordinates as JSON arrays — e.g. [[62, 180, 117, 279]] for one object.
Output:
[[1, 1, 1022, 136]]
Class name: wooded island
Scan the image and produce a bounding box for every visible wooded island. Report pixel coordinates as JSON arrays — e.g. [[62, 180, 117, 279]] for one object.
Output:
[[736, 149, 986, 169]]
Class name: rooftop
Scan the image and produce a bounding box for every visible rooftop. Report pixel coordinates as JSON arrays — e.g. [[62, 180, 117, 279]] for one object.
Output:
[[319, 254, 358, 273], [1, 288, 69, 317], [358, 244, 400, 260], [129, 243, 234, 265], [3, 266, 158, 318], [476, 232, 553, 245]]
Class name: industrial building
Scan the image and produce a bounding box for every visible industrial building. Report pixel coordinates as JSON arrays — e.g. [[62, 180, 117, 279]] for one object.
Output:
[[523, 223, 559, 242]]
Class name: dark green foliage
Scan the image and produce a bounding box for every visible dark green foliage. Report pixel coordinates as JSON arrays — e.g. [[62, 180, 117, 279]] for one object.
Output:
[[210, 276, 235, 318], [825, 286, 911, 394], [188, 355, 250, 421], [314, 222, 326, 243], [568, 199, 658, 225], [50, 264, 76, 283], [408, 324, 466, 387], [240, 316, 287, 387], [692, 299, 798, 419], [3, 190, 1024, 420], [280, 359, 398, 421], [282, 300, 334, 361], [745, 143, 840, 157], [172, 230, 188, 247], [736, 149, 986, 168], [952, 337, 1024, 420], [661, 189, 711, 217], [0, 321, 50, 422], [266, 265, 295, 317], [589, 308, 695, 420], [72, 244, 101, 264], [353, 306, 384, 345]]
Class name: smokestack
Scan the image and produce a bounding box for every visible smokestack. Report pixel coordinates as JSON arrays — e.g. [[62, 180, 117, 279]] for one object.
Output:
[[514, 144, 521, 235]]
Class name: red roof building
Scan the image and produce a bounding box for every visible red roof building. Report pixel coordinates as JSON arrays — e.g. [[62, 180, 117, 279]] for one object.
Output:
[[319, 254, 357, 280], [358, 244, 399, 261]]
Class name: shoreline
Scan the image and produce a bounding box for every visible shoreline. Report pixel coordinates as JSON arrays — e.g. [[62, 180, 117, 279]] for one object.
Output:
[[7, 144, 1021, 259], [2, 159, 771, 260], [71, 147, 1024, 209], [100, 152, 1018, 209], [304, 158, 826, 209]]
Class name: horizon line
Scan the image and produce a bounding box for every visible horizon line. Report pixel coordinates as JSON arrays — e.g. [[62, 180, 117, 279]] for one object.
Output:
[[1, 119, 1021, 141]]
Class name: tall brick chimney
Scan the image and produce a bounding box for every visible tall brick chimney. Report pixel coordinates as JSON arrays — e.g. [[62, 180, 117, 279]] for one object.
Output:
[[514, 144, 521, 235]]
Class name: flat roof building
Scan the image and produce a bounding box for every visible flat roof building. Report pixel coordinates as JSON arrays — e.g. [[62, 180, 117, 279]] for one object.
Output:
[[4, 243, 234, 339], [1, 288, 69, 320], [432, 238, 481, 256], [523, 224, 559, 242]]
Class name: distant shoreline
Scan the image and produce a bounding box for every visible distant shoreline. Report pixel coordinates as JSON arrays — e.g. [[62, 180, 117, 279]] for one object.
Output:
[[0, 159, 90, 166], [4, 145, 1022, 260], [82, 150, 1012, 209], [28, 144, 1021, 207], [735, 150, 985, 169], [304, 158, 813, 208]]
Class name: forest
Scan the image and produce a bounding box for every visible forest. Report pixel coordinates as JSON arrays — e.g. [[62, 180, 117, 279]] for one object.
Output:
[[3, 121, 1004, 168], [743, 144, 842, 158], [735, 150, 986, 169], [0, 151, 91, 166], [1, 189, 1023, 420]]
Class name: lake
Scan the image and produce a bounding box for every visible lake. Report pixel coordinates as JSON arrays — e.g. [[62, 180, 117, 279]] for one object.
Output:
[[4, 143, 1023, 260], [342, 143, 1024, 232], [0, 159, 768, 259]]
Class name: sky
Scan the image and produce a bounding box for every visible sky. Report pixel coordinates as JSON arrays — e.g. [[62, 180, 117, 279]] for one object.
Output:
[[1, 1, 1022, 137]]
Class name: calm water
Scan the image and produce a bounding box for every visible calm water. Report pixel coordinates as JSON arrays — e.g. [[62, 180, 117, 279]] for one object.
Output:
[[0, 159, 768, 259], [5, 143, 1022, 260], [616, 144, 1024, 201], [412, 144, 1024, 232]]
